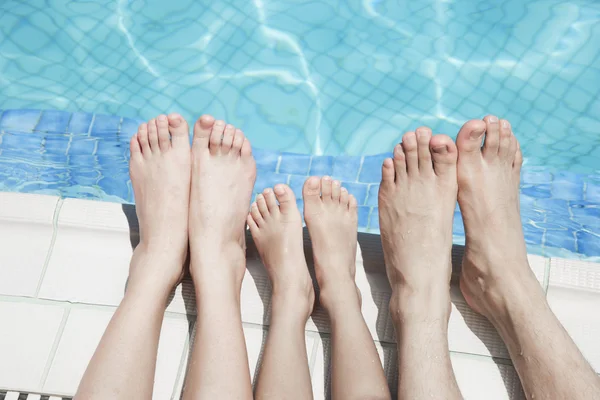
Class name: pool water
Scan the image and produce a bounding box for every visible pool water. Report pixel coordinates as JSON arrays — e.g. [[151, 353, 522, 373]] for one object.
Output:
[[0, 0, 599, 259]]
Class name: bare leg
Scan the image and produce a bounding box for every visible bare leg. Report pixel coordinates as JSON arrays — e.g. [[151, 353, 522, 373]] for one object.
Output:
[[249, 184, 315, 400], [182, 116, 256, 400], [378, 128, 462, 399], [77, 115, 191, 399], [303, 176, 390, 400], [455, 116, 600, 399]]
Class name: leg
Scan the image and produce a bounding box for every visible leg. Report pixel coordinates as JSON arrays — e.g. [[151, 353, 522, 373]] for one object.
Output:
[[77, 115, 191, 398], [456, 116, 600, 399], [182, 116, 256, 400], [303, 177, 391, 400], [378, 128, 462, 399], [249, 184, 315, 400]]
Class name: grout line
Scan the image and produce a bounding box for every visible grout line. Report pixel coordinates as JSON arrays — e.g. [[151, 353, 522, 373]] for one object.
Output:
[[355, 156, 365, 182], [39, 307, 71, 390], [86, 114, 95, 137], [275, 155, 282, 173], [35, 198, 64, 297], [543, 257, 552, 293], [32, 110, 44, 132], [449, 349, 515, 366]]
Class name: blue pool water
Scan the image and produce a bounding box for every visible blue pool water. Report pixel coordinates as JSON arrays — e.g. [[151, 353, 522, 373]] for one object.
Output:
[[0, 0, 599, 259]]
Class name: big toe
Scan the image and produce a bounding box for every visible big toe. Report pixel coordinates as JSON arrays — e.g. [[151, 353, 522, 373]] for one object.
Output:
[[274, 184, 298, 215], [302, 176, 322, 213], [168, 113, 190, 149], [456, 119, 486, 160], [192, 114, 215, 151], [430, 134, 458, 176]]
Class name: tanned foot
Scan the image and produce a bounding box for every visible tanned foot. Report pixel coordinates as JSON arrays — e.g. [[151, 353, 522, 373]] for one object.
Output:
[[302, 176, 359, 310], [378, 127, 458, 319], [128, 114, 191, 290], [248, 184, 315, 319], [188, 115, 256, 288], [455, 115, 533, 319]]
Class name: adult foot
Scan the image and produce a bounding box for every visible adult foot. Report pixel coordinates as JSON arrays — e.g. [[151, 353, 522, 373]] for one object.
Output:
[[455, 116, 535, 319], [248, 184, 315, 319], [378, 127, 458, 319], [188, 115, 256, 288], [303, 176, 359, 310], [128, 114, 191, 290]]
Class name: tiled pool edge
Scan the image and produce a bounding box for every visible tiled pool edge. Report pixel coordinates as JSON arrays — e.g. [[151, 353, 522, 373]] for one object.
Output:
[[0, 191, 599, 399], [0, 109, 599, 259]]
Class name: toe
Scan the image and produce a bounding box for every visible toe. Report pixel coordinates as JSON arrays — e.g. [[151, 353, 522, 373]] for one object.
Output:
[[231, 129, 244, 156], [381, 157, 396, 185], [168, 113, 190, 149], [209, 120, 226, 155], [247, 213, 259, 234], [514, 140, 523, 172], [430, 134, 458, 177], [250, 203, 264, 226], [416, 127, 433, 174], [256, 193, 269, 219], [129, 134, 142, 158], [192, 114, 215, 151], [498, 119, 513, 160], [147, 119, 160, 152], [274, 184, 297, 215], [393, 144, 407, 182], [401, 131, 418, 175], [482, 115, 500, 158], [302, 176, 322, 210], [263, 188, 280, 215], [241, 138, 252, 157], [332, 180, 341, 202], [222, 124, 235, 153], [137, 123, 151, 154], [321, 176, 333, 202], [455, 119, 486, 160], [340, 187, 349, 206], [157, 115, 170, 151], [348, 194, 358, 212]]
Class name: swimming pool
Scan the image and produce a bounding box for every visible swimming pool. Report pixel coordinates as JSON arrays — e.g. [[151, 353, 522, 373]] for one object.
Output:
[[0, 0, 599, 258]]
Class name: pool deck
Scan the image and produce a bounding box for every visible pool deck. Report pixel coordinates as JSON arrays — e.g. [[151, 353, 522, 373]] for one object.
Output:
[[0, 191, 598, 399]]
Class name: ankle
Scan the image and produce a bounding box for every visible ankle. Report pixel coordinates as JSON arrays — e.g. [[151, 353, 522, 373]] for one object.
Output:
[[389, 284, 451, 325], [318, 280, 361, 313], [271, 290, 313, 322]]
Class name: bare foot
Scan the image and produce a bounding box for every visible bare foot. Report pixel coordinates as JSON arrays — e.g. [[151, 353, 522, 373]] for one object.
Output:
[[248, 184, 315, 318], [378, 127, 458, 318], [455, 116, 536, 318], [128, 114, 191, 290], [302, 176, 359, 309], [188, 115, 256, 287]]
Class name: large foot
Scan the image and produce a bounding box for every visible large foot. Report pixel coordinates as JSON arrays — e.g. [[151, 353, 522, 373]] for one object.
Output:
[[248, 184, 315, 319], [128, 114, 191, 290], [302, 176, 359, 310], [378, 127, 458, 318], [188, 115, 256, 287], [455, 116, 534, 318]]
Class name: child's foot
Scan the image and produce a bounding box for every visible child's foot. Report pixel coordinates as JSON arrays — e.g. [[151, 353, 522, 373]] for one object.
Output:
[[378, 128, 458, 318], [455, 116, 535, 319], [128, 114, 191, 290], [247, 184, 315, 319], [302, 176, 359, 310], [188, 115, 256, 288]]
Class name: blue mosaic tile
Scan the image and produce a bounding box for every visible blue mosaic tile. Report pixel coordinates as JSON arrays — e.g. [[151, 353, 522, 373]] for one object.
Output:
[[253, 148, 279, 171], [0, 109, 40, 131], [342, 182, 368, 205], [44, 137, 70, 153], [453, 211, 465, 236], [68, 112, 94, 134], [521, 169, 553, 185], [521, 184, 552, 199], [254, 171, 289, 194], [358, 206, 371, 229], [359, 153, 390, 183], [69, 138, 98, 155], [522, 222, 544, 245], [366, 184, 379, 207], [545, 229, 577, 253], [551, 180, 584, 201], [91, 114, 121, 135], [278, 152, 311, 175], [69, 169, 100, 186], [120, 117, 142, 139], [288, 175, 306, 197], [309, 155, 334, 176], [586, 183, 600, 203], [332, 156, 361, 181], [368, 207, 379, 230], [576, 230, 600, 257], [1, 132, 42, 151], [35, 110, 71, 133]]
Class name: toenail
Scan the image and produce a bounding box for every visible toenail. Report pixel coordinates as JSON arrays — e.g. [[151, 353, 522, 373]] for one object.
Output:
[[274, 185, 285, 195], [488, 115, 498, 123], [158, 115, 167, 121], [502, 120, 510, 129], [333, 180, 341, 186], [432, 145, 448, 154], [323, 176, 331, 181], [264, 188, 272, 194], [470, 129, 485, 139]]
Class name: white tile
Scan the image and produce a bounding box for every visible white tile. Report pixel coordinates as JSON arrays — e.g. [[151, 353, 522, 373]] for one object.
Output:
[[0, 193, 58, 297], [241, 260, 271, 325], [549, 258, 600, 291], [0, 301, 64, 391], [4, 392, 19, 400], [43, 308, 188, 399], [56, 198, 133, 231], [243, 325, 265, 379], [26, 394, 41, 400], [451, 353, 525, 400], [547, 285, 600, 372], [311, 336, 330, 400]]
